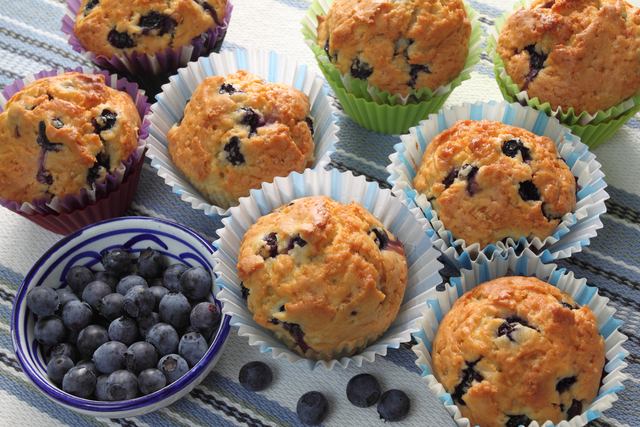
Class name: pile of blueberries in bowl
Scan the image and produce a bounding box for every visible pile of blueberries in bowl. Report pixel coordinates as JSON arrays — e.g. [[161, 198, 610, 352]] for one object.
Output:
[[11, 216, 231, 418]]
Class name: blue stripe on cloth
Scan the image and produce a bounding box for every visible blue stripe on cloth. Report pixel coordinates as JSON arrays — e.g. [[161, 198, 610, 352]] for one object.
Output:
[[466, 0, 508, 16], [271, 0, 313, 11], [0, 264, 24, 290]]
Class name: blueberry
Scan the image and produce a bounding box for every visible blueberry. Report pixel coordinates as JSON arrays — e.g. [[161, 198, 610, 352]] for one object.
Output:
[[498, 315, 535, 342], [219, 83, 241, 95], [297, 391, 329, 425], [122, 341, 158, 375], [506, 414, 533, 427], [34, 316, 66, 346], [408, 63, 431, 88], [377, 389, 411, 422], [107, 29, 136, 49], [93, 341, 127, 374], [260, 233, 278, 259], [285, 235, 307, 253], [146, 323, 179, 356], [556, 376, 577, 394], [77, 324, 109, 359], [158, 292, 191, 329], [66, 265, 94, 294], [123, 285, 155, 318], [179, 267, 212, 301], [94, 374, 110, 401], [108, 316, 139, 346], [567, 399, 582, 419], [371, 228, 388, 250], [190, 302, 221, 334], [452, 358, 483, 405], [304, 116, 314, 137], [106, 370, 139, 401], [282, 322, 310, 354], [240, 108, 266, 136], [117, 274, 148, 296], [238, 361, 273, 392], [523, 44, 548, 89], [27, 286, 59, 317], [442, 168, 459, 189], [224, 136, 245, 165], [150, 285, 169, 311], [518, 180, 540, 202], [240, 282, 250, 300], [62, 365, 96, 398], [502, 138, 531, 162], [178, 331, 209, 368], [102, 249, 131, 278], [346, 373, 381, 408], [81, 280, 112, 310], [84, 0, 99, 13], [138, 368, 167, 395], [52, 343, 80, 363], [93, 271, 119, 292], [66, 329, 80, 346], [137, 311, 161, 339], [51, 117, 64, 129], [459, 164, 479, 196], [164, 264, 189, 293], [56, 288, 79, 313], [561, 301, 577, 310], [157, 354, 189, 384], [37, 120, 62, 152], [99, 292, 125, 321], [138, 11, 177, 36], [86, 151, 111, 185], [62, 300, 93, 332], [350, 58, 374, 80], [75, 359, 100, 377], [47, 355, 75, 385], [92, 109, 118, 133], [137, 247, 165, 280]]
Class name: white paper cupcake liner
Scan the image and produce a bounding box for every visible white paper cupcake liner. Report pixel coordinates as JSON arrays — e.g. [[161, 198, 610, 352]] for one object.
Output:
[[302, 0, 483, 106], [0, 67, 150, 215], [62, 0, 233, 75], [212, 168, 444, 370], [145, 48, 339, 218], [386, 100, 608, 271], [412, 249, 628, 427]]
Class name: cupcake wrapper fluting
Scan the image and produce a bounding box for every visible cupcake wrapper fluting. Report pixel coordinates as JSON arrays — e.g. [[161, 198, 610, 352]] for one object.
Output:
[[212, 168, 444, 370], [412, 249, 628, 427], [145, 48, 340, 218], [387, 100, 608, 270]]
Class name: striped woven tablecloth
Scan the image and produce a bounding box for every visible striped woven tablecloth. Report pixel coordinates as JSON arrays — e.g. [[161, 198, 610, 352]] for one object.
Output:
[[0, 0, 639, 426]]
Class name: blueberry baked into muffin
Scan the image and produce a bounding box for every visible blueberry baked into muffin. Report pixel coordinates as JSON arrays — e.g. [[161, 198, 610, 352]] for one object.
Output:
[[431, 276, 606, 427], [316, 0, 471, 96], [236, 196, 408, 360], [496, 0, 640, 114], [167, 70, 315, 209], [73, 0, 227, 58], [412, 119, 576, 248], [0, 72, 141, 204]]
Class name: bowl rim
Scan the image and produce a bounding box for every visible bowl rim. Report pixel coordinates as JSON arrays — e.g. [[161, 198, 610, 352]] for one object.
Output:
[[11, 216, 232, 413]]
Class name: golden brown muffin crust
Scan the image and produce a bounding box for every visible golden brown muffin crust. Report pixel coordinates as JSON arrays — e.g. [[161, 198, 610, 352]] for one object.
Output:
[[0, 72, 140, 203], [237, 196, 408, 360], [497, 0, 640, 114], [413, 119, 576, 248], [432, 276, 605, 427]]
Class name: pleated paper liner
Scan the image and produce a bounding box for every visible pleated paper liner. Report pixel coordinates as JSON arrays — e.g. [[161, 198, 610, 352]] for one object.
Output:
[[145, 48, 340, 218], [412, 249, 628, 427], [212, 168, 444, 370], [61, 0, 233, 79], [0, 68, 151, 235], [387, 100, 608, 271], [301, 0, 483, 134], [485, 0, 640, 149]]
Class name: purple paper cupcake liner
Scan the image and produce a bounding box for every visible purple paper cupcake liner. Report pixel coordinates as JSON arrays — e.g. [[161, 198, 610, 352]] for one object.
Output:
[[0, 67, 151, 216], [62, 0, 233, 75]]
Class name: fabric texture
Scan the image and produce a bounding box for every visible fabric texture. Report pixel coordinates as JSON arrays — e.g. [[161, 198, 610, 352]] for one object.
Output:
[[0, 0, 638, 426]]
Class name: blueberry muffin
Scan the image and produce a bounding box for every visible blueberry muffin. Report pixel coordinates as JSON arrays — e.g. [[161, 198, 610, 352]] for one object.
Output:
[[412, 119, 576, 248], [316, 0, 471, 96], [236, 196, 408, 360], [0, 72, 141, 204], [496, 0, 640, 115], [73, 0, 227, 58], [431, 276, 605, 427], [167, 70, 315, 209]]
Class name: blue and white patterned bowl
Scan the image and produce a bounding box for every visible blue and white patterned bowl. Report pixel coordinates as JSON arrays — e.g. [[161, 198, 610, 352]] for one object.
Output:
[[10, 216, 232, 418]]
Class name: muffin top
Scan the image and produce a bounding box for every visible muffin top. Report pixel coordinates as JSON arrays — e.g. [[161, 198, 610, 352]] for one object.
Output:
[[413, 119, 576, 248], [73, 0, 227, 58], [431, 276, 605, 427], [167, 70, 315, 209], [0, 72, 141, 204], [496, 0, 640, 114], [237, 196, 408, 360], [317, 0, 471, 96]]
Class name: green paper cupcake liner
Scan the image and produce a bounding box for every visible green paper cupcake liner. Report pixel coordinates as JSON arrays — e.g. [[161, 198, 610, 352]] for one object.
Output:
[[302, 0, 483, 107], [485, 0, 640, 148], [324, 70, 451, 134]]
